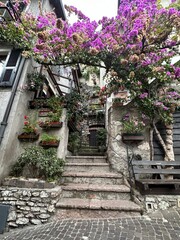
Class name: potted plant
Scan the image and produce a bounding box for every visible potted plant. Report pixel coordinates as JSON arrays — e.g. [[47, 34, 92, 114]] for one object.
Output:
[[26, 72, 46, 91], [121, 113, 146, 142], [18, 116, 39, 141], [39, 106, 63, 129], [38, 108, 52, 117], [39, 133, 60, 148], [11, 146, 64, 180], [28, 98, 49, 109]]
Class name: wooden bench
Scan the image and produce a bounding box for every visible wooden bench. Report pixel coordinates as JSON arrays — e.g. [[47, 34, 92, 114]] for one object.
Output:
[[131, 160, 180, 194]]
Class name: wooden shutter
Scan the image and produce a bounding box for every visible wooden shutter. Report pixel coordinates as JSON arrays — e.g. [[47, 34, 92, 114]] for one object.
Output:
[[0, 49, 21, 87]]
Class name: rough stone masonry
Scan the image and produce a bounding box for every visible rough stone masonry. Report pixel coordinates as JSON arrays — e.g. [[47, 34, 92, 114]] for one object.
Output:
[[0, 178, 62, 229]]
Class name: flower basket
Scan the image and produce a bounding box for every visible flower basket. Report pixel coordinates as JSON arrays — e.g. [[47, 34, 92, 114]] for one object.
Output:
[[18, 132, 39, 142], [39, 140, 60, 148], [38, 109, 52, 117], [122, 133, 144, 143], [39, 121, 63, 129], [28, 99, 49, 109]]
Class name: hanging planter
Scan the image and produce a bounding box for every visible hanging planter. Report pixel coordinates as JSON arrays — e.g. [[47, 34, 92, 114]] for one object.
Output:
[[39, 133, 60, 148], [28, 99, 49, 109], [122, 133, 144, 143], [38, 109, 52, 117], [39, 121, 63, 129], [39, 140, 60, 148], [18, 132, 39, 142]]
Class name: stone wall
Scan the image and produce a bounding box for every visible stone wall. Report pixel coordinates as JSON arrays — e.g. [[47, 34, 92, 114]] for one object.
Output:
[[107, 105, 150, 177], [0, 178, 62, 229], [145, 195, 180, 212]]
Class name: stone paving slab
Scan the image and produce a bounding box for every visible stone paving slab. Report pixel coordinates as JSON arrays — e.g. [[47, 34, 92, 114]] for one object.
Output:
[[1, 211, 180, 240]]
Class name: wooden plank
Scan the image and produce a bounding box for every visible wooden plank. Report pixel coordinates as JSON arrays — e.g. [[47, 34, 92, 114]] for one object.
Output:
[[132, 161, 180, 166], [137, 179, 180, 184], [134, 168, 180, 174], [154, 148, 180, 155], [154, 155, 180, 161]]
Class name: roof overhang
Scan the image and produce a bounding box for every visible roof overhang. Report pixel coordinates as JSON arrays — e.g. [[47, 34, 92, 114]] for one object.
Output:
[[49, 0, 66, 20]]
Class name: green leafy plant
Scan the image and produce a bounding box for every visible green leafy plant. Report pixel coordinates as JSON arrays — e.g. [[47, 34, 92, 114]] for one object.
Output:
[[40, 133, 59, 143], [47, 96, 65, 110], [66, 89, 86, 121], [97, 128, 107, 146], [68, 131, 81, 154], [26, 72, 46, 91], [10, 146, 64, 181]]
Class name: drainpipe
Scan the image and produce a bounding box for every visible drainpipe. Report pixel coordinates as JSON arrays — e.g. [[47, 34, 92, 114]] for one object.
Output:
[[0, 58, 25, 144]]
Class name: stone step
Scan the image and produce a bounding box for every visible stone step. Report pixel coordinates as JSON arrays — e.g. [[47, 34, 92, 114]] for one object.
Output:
[[62, 183, 131, 200], [78, 151, 105, 156], [54, 208, 141, 219], [64, 163, 110, 172], [56, 198, 142, 213], [66, 156, 107, 164], [61, 172, 123, 185]]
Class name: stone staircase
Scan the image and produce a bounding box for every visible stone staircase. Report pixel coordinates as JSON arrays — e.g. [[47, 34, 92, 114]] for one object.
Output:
[[55, 155, 142, 219]]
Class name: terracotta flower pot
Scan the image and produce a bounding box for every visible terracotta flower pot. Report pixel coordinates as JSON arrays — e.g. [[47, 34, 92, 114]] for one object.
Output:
[[38, 109, 52, 117], [39, 140, 60, 148], [18, 132, 39, 142], [39, 121, 63, 129]]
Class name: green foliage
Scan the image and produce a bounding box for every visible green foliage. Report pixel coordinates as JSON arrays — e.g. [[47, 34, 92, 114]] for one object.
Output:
[[27, 72, 46, 91], [68, 131, 81, 153], [81, 66, 100, 80], [11, 146, 64, 181], [96, 128, 107, 146], [47, 96, 65, 110], [40, 133, 59, 143], [66, 89, 86, 121]]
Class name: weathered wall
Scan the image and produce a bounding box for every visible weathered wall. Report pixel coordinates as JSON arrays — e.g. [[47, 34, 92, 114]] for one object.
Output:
[[107, 105, 150, 177], [144, 195, 180, 212], [0, 58, 35, 181], [0, 178, 62, 229]]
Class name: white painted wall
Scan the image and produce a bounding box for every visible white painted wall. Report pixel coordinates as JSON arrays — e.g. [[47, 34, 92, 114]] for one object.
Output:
[[0, 0, 70, 181]]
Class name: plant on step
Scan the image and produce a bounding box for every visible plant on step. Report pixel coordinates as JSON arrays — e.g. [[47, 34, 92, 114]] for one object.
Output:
[[68, 131, 81, 154], [10, 146, 65, 181], [96, 128, 107, 152]]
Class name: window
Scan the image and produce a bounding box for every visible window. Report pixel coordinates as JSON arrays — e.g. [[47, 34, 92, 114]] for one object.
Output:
[[0, 1, 26, 22], [0, 53, 7, 78], [0, 49, 21, 87]]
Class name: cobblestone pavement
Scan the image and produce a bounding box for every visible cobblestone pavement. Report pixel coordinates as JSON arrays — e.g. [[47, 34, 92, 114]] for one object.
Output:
[[0, 210, 180, 240]]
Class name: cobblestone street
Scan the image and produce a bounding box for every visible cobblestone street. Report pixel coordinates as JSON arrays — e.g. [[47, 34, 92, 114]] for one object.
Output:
[[0, 210, 180, 240]]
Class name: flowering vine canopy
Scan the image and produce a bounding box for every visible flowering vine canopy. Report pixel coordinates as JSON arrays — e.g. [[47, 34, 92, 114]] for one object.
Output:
[[0, 0, 180, 124]]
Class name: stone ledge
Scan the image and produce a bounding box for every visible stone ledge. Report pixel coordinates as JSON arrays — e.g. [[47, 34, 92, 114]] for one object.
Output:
[[2, 177, 57, 189]]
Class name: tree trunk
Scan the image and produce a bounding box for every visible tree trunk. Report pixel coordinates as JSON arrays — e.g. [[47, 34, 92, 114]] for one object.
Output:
[[153, 121, 175, 179], [164, 122, 175, 179], [149, 128, 154, 161]]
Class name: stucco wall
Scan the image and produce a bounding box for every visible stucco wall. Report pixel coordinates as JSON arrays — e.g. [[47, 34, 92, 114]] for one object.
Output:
[[0, 58, 34, 181]]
